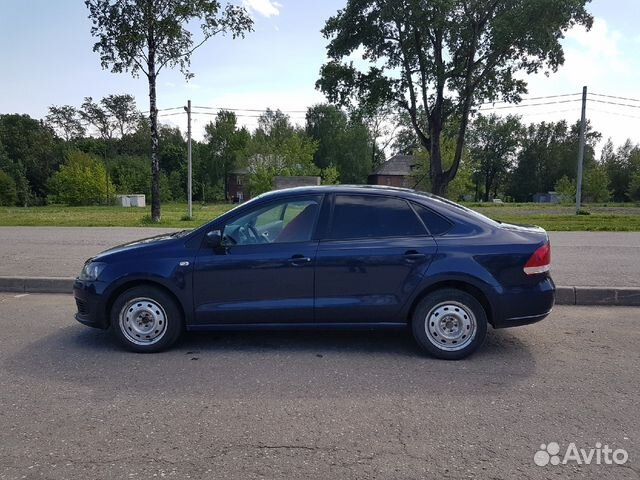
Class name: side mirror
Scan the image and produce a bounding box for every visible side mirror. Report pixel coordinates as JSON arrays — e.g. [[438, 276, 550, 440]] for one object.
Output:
[[206, 229, 223, 248]]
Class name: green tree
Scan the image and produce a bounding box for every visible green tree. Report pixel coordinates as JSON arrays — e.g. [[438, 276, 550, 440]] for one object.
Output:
[[555, 176, 576, 204], [508, 120, 600, 201], [109, 155, 151, 195], [49, 150, 114, 206], [102, 94, 141, 137], [629, 172, 640, 201], [246, 110, 319, 195], [583, 164, 610, 203], [467, 114, 522, 201], [305, 104, 372, 183], [204, 110, 250, 201], [0, 169, 17, 206], [317, 0, 592, 196], [46, 105, 85, 142], [86, 0, 253, 222], [412, 135, 473, 200], [0, 114, 60, 204], [602, 139, 640, 202]]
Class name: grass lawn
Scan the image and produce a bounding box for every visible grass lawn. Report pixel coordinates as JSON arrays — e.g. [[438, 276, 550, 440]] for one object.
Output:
[[0, 201, 639, 231], [469, 203, 640, 231], [0, 203, 235, 228]]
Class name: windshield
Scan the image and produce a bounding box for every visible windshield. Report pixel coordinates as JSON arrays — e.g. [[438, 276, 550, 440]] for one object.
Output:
[[414, 191, 502, 227]]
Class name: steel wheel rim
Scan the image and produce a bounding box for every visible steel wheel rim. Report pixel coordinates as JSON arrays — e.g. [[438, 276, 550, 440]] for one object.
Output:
[[119, 297, 168, 346], [425, 301, 477, 352]]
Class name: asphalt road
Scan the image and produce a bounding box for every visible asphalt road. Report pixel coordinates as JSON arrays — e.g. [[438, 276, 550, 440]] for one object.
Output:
[[0, 293, 638, 479], [1, 227, 639, 287]]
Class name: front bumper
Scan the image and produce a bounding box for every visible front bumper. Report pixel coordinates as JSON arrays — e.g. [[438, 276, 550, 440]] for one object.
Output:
[[73, 279, 109, 329]]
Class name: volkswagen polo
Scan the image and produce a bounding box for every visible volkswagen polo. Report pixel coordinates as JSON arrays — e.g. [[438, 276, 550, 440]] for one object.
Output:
[[73, 185, 554, 359]]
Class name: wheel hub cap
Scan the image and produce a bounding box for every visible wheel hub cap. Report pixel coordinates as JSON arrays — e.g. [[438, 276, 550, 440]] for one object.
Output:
[[119, 298, 168, 346], [425, 302, 477, 352]]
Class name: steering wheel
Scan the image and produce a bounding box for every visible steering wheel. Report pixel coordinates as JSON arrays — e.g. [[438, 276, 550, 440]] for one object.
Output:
[[247, 224, 266, 244], [236, 224, 264, 244]]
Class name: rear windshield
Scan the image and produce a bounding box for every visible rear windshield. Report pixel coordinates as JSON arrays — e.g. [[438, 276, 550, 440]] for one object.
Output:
[[414, 191, 502, 228]]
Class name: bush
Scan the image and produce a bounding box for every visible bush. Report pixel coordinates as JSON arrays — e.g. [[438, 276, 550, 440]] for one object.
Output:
[[555, 176, 576, 204], [0, 169, 17, 206], [583, 166, 610, 203], [321, 164, 340, 185], [48, 150, 114, 205], [628, 172, 640, 201]]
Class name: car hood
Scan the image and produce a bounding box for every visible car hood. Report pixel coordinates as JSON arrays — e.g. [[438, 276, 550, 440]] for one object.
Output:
[[91, 231, 182, 262]]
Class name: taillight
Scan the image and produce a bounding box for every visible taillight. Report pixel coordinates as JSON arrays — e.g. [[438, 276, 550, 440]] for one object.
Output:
[[524, 243, 551, 275]]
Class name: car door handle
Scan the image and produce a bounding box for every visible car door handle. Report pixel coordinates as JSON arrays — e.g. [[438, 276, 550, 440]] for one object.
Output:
[[289, 254, 312, 266], [403, 250, 426, 262]]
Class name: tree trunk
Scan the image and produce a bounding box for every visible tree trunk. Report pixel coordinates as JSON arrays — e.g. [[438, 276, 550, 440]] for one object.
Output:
[[148, 71, 161, 222], [484, 171, 491, 202]]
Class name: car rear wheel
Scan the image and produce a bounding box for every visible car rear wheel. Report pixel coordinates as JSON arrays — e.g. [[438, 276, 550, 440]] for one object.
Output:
[[110, 285, 183, 353], [412, 288, 487, 360]]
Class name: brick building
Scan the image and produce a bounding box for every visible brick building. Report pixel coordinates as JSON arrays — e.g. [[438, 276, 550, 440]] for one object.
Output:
[[367, 154, 417, 187]]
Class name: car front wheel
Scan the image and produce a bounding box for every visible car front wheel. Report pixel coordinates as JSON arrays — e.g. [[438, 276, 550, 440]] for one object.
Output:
[[412, 288, 488, 360], [110, 285, 183, 353]]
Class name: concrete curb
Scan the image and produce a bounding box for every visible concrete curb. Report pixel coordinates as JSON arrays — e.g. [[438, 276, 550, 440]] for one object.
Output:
[[1, 277, 639, 306], [0, 276, 74, 294]]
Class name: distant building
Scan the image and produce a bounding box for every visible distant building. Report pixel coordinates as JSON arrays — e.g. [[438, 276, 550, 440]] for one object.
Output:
[[227, 169, 322, 203], [273, 176, 321, 190], [227, 167, 249, 203], [367, 154, 418, 187], [532, 191, 560, 204]]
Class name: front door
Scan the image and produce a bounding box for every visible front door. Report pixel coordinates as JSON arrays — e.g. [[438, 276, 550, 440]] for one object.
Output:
[[193, 195, 323, 325]]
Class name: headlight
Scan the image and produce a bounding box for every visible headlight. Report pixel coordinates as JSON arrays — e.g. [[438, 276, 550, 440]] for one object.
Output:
[[79, 262, 106, 281]]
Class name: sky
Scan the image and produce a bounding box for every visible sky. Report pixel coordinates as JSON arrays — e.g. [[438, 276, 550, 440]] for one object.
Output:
[[1, 0, 639, 149]]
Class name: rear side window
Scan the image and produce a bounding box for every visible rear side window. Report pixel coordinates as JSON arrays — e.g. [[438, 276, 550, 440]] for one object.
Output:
[[412, 204, 453, 235], [328, 195, 426, 239]]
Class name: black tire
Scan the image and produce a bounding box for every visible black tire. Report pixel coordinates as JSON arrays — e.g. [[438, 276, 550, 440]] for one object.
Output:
[[411, 288, 488, 360], [110, 285, 183, 353]]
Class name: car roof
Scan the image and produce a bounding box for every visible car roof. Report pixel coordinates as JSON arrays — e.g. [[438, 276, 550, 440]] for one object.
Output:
[[257, 184, 434, 201]]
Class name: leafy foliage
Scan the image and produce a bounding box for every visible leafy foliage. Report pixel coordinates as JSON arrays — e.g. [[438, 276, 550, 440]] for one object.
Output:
[[203, 111, 250, 200], [318, 0, 593, 194], [86, 0, 253, 221], [467, 114, 522, 201], [0, 169, 17, 206], [48, 150, 114, 206], [305, 104, 373, 183]]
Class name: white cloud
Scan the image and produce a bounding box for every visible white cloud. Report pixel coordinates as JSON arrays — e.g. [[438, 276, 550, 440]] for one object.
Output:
[[501, 17, 640, 151], [243, 0, 282, 18]]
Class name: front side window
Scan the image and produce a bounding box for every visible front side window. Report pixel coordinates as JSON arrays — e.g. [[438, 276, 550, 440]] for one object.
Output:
[[223, 196, 322, 245], [328, 194, 426, 240]]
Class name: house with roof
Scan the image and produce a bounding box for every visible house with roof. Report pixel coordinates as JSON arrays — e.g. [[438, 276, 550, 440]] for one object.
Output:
[[367, 154, 418, 188]]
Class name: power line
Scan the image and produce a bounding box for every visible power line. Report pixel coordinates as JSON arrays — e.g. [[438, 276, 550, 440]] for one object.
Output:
[[589, 98, 640, 109], [477, 99, 581, 110], [589, 108, 640, 120], [590, 92, 640, 103], [193, 105, 309, 114], [480, 92, 581, 106]]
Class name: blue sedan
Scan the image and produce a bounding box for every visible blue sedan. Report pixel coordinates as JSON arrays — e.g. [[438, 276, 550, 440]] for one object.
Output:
[[73, 185, 554, 359]]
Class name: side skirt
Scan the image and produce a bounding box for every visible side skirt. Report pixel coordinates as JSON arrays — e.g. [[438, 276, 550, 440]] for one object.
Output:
[[186, 322, 408, 332]]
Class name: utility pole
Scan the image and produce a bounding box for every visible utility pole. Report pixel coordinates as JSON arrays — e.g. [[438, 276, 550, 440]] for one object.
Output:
[[184, 100, 192, 219], [576, 86, 587, 214]]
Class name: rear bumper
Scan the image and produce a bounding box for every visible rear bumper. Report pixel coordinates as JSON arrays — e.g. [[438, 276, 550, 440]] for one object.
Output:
[[73, 279, 109, 329], [492, 277, 555, 329]]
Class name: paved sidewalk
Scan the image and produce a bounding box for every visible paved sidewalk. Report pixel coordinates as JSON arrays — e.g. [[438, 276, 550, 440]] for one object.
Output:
[[0, 227, 639, 287]]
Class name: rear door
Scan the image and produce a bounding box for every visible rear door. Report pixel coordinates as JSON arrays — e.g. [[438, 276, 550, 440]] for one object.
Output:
[[314, 194, 438, 323]]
